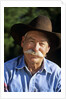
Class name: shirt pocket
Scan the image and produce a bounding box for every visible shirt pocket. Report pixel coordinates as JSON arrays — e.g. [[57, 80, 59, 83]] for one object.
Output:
[[9, 80, 23, 92]]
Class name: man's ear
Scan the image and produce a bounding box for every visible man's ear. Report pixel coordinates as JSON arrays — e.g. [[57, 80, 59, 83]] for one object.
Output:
[[21, 36, 25, 47]]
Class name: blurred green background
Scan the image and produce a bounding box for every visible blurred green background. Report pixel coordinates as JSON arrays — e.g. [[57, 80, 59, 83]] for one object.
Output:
[[4, 7, 61, 67]]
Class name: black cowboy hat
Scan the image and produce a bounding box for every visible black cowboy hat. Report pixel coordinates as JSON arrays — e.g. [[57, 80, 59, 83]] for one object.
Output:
[[10, 15, 61, 51]]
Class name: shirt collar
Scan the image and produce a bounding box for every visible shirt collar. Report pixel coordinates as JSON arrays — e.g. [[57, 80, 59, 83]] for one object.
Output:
[[15, 55, 52, 74], [44, 58, 52, 74], [15, 55, 26, 69]]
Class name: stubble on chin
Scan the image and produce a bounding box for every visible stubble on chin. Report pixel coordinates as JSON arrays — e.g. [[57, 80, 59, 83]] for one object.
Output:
[[24, 54, 44, 67]]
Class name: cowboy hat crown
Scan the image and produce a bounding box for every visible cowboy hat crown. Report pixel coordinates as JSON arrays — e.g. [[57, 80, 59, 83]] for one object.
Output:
[[29, 15, 52, 32]]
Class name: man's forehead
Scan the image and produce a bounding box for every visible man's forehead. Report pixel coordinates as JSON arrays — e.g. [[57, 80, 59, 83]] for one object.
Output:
[[24, 30, 49, 43], [25, 30, 47, 38]]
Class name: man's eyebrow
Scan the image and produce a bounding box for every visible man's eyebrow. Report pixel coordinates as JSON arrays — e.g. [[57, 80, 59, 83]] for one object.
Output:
[[40, 39, 48, 42], [26, 36, 48, 42], [27, 37, 35, 40]]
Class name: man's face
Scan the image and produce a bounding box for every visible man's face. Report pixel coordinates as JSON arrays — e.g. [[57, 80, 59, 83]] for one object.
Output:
[[21, 30, 50, 65]]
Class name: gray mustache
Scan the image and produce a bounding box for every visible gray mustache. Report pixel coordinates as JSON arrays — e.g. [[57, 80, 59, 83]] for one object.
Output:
[[24, 49, 43, 57]]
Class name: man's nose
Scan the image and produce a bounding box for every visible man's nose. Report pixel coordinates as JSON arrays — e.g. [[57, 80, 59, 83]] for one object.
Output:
[[33, 43, 40, 52]]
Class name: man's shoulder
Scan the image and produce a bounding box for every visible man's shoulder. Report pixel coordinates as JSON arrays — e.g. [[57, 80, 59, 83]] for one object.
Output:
[[4, 55, 23, 69], [45, 58, 61, 73], [5, 56, 21, 64]]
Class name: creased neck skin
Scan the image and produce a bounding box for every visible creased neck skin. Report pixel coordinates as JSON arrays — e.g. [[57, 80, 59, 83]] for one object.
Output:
[[24, 56, 43, 75]]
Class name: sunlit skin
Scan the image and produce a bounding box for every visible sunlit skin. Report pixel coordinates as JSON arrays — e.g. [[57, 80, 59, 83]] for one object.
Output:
[[21, 31, 50, 75]]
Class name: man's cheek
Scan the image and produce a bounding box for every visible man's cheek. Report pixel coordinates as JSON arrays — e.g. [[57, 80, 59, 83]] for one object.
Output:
[[42, 51, 46, 57]]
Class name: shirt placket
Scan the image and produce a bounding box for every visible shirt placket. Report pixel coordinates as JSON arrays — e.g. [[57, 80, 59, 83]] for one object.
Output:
[[28, 74, 38, 92]]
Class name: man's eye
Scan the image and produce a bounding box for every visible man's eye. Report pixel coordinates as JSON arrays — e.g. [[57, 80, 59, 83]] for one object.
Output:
[[40, 43, 45, 46], [29, 40, 34, 43], [30, 41, 33, 42], [30, 40, 34, 42]]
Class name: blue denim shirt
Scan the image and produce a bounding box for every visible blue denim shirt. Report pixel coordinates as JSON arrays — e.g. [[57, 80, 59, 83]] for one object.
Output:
[[4, 55, 61, 92]]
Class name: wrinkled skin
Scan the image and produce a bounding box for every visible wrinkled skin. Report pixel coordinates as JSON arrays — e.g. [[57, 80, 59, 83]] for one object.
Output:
[[21, 30, 50, 75]]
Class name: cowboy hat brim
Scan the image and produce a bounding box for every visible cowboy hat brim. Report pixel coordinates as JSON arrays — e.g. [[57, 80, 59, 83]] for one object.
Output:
[[10, 23, 61, 51]]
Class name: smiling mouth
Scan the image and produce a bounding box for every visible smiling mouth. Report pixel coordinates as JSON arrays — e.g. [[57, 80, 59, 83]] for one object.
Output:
[[29, 54, 41, 59], [25, 52, 41, 58]]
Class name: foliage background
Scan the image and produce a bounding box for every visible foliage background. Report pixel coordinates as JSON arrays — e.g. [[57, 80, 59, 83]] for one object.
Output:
[[4, 7, 61, 67]]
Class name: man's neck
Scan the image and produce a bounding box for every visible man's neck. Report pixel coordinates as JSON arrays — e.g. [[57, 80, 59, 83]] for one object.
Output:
[[25, 61, 43, 75]]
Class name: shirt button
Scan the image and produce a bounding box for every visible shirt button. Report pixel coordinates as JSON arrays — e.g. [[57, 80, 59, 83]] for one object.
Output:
[[34, 89, 36, 92]]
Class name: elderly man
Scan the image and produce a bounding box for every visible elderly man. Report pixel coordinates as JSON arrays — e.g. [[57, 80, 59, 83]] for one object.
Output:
[[4, 15, 61, 92]]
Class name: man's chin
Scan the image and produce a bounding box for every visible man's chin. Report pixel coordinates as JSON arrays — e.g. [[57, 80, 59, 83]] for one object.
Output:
[[30, 57, 41, 62]]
